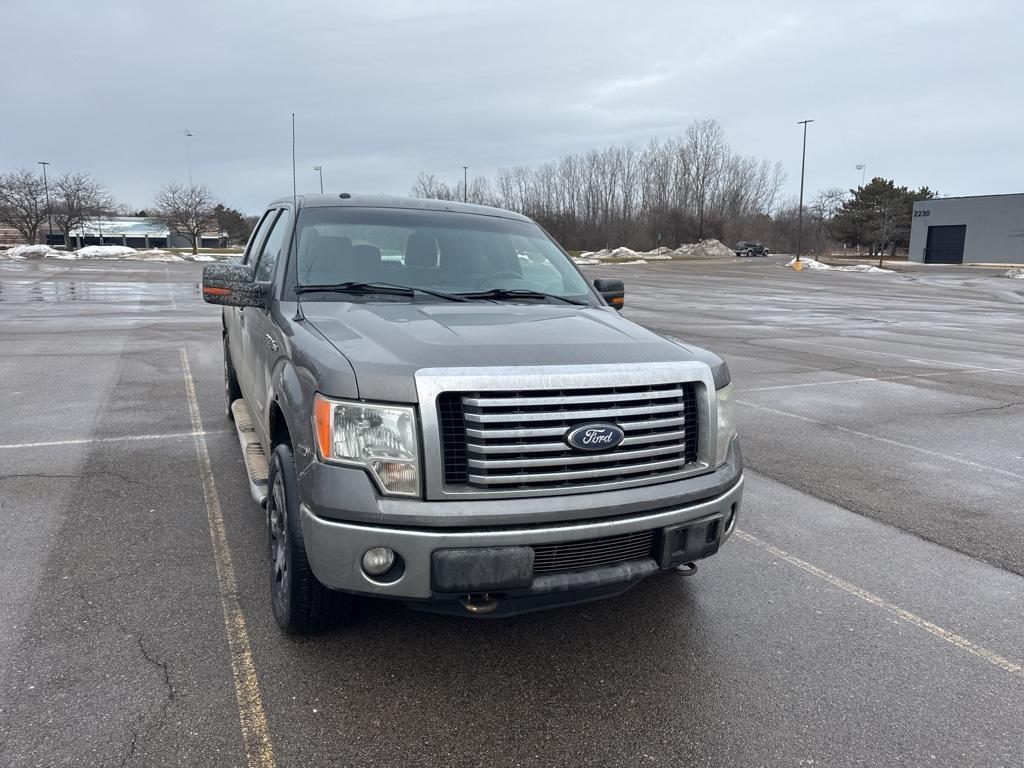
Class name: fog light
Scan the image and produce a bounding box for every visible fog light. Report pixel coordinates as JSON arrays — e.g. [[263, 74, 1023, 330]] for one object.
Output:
[[362, 547, 396, 576]]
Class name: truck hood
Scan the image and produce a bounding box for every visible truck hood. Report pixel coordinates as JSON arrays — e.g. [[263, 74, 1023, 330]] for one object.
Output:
[[300, 301, 722, 402]]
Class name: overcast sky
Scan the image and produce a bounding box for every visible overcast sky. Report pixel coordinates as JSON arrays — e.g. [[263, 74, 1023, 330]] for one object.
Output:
[[3, 0, 1022, 213]]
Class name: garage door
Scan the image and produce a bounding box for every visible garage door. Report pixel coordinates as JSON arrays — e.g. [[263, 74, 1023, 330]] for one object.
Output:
[[924, 225, 966, 264]]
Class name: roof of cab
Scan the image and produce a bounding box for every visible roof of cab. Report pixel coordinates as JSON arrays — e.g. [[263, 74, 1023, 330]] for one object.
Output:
[[265, 193, 532, 222]]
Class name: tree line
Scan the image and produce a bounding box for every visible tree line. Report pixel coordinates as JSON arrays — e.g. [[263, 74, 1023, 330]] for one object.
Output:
[[0, 169, 255, 253], [412, 119, 936, 256], [412, 119, 787, 251]]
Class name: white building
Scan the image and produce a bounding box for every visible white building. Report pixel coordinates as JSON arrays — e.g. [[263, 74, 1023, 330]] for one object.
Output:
[[53, 217, 226, 249]]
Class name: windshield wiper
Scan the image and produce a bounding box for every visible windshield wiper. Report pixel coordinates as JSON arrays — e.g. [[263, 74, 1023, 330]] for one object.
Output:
[[295, 281, 469, 302], [456, 288, 588, 305]]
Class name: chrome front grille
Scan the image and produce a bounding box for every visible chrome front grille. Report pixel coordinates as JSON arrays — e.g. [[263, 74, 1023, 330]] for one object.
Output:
[[437, 382, 700, 494]]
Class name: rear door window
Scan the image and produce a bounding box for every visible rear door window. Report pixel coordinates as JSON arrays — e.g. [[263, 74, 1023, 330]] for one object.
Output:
[[243, 210, 276, 265], [253, 209, 292, 282]]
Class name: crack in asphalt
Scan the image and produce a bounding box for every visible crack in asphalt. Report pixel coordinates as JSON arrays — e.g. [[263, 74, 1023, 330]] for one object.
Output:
[[947, 401, 1024, 416], [74, 584, 176, 768], [0, 471, 147, 485], [0, 473, 80, 481]]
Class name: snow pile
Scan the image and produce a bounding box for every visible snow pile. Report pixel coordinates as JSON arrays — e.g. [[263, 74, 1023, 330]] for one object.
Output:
[[574, 239, 735, 264], [603, 247, 641, 260], [787, 257, 893, 273], [576, 246, 666, 263], [1, 244, 64, 259], [0, 244, 231, 262], [73, 245, 138, 258], [131, 250, 187, 262], [672, 239, 736, 259], [1004, 268, 1024, 279]]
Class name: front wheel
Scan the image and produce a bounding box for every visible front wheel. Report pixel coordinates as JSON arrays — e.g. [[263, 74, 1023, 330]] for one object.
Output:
[[267, 444, 354, 634]]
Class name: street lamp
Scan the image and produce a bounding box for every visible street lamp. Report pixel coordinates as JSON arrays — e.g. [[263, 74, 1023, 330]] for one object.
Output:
[[313, 165, 324, 194], [38, 161, 53, 243], [795, 119, 814, 263], [462, 166, 468, 203], [184, 129, 194, 186], [856, 163, 866, 187]]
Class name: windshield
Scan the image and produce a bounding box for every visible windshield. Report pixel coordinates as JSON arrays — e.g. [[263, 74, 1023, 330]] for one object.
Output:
[[289, 206, 593, 303]]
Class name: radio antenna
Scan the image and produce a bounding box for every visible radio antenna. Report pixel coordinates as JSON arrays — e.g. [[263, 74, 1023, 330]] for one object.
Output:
[[290, 112, 305, 321], [291, 112, 297, 208]]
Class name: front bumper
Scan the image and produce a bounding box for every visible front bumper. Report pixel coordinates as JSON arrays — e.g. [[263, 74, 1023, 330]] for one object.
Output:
[[301, 474, 743, 604]]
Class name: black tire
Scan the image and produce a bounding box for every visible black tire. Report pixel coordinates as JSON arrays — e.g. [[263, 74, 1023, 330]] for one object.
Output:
[[267, 443, 354, 634], [224, 335, 242, 420]]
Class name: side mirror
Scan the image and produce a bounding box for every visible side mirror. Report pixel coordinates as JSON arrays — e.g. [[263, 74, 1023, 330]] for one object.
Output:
[[201, 262, 269, 308], [593, 278, 624, 310]]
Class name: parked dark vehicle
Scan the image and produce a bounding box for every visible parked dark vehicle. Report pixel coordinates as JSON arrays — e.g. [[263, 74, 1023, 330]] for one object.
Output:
[[202, 194, 743, 633], [735, 240, 770, 257]]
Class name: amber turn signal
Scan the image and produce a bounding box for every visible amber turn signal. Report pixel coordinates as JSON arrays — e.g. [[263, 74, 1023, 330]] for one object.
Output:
[[314, 395, 333, 459]]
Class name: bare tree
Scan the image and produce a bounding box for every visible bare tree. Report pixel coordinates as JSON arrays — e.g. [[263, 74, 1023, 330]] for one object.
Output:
[[0, 168, 49, 244], [806, 186, 848, 251], [410, 118, 786, 252], [685, 119, 727, 240], [151, 183, 216, 254], [52, 172, 113, 249]]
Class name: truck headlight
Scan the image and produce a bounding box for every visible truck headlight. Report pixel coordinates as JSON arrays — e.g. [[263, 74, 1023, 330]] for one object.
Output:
[[314, 395, 419, 496], [714, 383, 737, 468]]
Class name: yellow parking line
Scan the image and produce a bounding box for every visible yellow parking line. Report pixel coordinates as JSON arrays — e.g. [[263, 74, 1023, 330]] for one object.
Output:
[[734, 529, 1023, 679], [180, 348, 277, 768]]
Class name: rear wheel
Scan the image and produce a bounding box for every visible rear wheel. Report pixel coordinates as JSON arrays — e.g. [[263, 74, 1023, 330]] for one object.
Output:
[[267, 444, 354, 634], [223, 335, 242, 420], [745, 249, 753, 257]]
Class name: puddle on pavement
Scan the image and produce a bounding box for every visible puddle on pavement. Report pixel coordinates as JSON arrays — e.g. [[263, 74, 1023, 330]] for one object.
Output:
[[0, 280, 201, 304]]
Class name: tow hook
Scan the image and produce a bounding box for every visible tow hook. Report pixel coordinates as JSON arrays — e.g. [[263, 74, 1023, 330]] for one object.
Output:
[[459, 593, 498, 614], [674, 562, 698, 576]]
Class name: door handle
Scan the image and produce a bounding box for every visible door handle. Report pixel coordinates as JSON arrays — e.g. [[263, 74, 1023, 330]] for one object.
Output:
[[264, 334, 278, 352]]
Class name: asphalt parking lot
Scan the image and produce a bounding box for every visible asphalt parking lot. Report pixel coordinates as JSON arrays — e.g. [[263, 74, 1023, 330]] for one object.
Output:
[[1, 256, 1022, 767]]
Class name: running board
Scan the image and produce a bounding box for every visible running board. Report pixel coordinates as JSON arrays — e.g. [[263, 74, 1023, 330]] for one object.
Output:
[[231, 399, 269, 506]]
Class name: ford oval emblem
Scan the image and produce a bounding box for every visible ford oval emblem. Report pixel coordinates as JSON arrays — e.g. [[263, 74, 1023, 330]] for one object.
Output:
[[565, 423, 625, 452]]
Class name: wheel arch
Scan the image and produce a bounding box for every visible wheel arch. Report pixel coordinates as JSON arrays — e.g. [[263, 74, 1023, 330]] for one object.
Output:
[[266, 357, 310, 454]]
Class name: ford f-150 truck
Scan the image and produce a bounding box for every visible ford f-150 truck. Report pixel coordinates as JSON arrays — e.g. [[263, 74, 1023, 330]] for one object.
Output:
[[201, 194, 743, 633]]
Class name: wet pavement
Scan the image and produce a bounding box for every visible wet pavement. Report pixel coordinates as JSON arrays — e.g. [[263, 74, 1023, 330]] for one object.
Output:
[[1, 258, 1022, 767]]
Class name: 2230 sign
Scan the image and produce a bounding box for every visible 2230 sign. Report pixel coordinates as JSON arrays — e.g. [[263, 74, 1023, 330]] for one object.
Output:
[[913, 210, 931, 217]]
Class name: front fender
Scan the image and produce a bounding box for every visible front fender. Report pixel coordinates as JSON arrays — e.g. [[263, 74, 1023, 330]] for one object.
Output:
[[269, 357, 318, 474]]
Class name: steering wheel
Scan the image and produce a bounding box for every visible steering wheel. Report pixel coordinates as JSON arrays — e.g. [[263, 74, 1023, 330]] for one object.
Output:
[[474, 271, 523, 289]]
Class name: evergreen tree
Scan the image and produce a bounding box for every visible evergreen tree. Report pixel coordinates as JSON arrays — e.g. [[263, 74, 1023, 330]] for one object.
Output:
[[214, 204, 255, 246], [830, 178, 935, 255]]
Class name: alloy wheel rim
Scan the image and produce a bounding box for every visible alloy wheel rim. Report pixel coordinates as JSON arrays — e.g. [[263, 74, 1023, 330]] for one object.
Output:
[[269, 470, 289, 595]]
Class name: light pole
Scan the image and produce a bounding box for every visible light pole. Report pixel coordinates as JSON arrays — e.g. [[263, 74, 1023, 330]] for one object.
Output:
[[313, 165, 324, 194], [856, 163, 866, 187], [184, 129, 194, 186], [795, 119, 814, 262], [462, 166, 468, 203], [38, 161, 53, 243]]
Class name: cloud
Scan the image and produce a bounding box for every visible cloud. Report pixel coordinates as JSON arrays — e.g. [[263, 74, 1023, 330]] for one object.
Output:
[[1, 0, 1020, 212]]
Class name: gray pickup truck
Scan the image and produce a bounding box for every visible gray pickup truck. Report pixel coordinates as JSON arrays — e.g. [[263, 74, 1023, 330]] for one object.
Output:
[[202, 194, 743, 633]]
